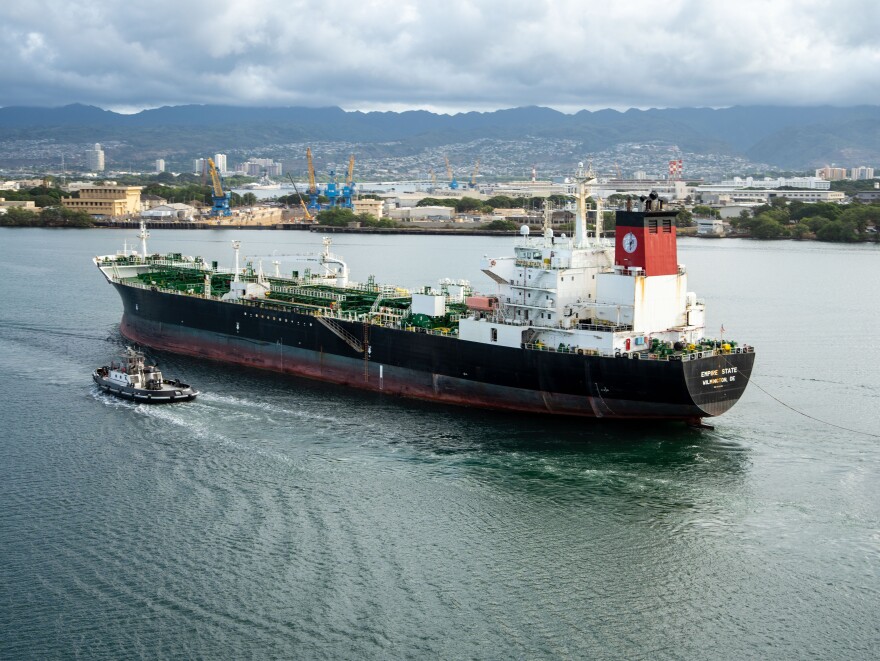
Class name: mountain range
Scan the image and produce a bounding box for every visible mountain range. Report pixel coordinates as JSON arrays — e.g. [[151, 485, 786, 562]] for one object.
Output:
[[1, 103, 878, 171]]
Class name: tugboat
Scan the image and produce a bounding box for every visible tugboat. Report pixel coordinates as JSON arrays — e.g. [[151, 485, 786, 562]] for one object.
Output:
[[93, 347, 198, 403]]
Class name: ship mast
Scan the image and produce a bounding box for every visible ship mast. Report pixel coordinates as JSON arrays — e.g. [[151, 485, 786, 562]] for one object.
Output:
[[232, 240, 241, 282], [138, 220, 149, 262], [573, 162, 589, 247], [543, 201, 554, 248]]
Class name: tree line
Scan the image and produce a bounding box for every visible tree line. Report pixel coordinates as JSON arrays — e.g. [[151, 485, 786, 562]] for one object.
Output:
[[415, 194, 573, 214], [731, 198, 880, 241], [0, 205, 94, 227]]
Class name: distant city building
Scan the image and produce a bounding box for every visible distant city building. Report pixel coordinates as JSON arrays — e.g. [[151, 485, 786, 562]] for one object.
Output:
[[850, 166, 875, 180], [490, 207, 528, 219], [697, 218, 729, 237], [155, 159, 165, 173], [140, 203, 196, 221], [633, 170, 647, 180], [242, 158, 282, 177], [815, 166, 847, 181], [602, 179, 691, 200], [352, 198, 383, 219], [86, 143, 105, 172], [141, 193, 168, 210], [718, 176, 830, 190], [387, 205, 453, 221], [490, 180, 562, 198], [193, 158, 206, 175], [854, 190, 880, 203], [61, 185, 142, 217], [0, 198, 37, 212], [697, 187, 845, 204], [213, 153, 227, 174]]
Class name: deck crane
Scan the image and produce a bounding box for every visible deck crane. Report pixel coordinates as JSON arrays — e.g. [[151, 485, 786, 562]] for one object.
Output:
[[207, 157, 231, 216], [287, 174, 312, 221], [445, 155, 458, 190], [469, 158, 480, 188]]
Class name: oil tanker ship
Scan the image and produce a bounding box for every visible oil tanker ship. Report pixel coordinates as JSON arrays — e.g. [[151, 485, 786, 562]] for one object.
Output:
[[94, 171, 754, 423]]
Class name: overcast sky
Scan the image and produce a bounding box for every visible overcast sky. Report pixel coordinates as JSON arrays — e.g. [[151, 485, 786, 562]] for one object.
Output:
[[4, 0, 879, 113]]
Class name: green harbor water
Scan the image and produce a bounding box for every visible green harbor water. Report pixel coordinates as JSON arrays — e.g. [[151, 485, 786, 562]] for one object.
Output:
[[1, 228, 878, 659]]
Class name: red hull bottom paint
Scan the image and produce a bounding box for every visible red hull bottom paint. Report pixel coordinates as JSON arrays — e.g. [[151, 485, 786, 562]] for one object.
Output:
[[121, 315, 708, 420]]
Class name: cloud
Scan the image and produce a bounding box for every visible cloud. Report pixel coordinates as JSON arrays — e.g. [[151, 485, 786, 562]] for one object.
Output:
[[2, 0, 879, 111]]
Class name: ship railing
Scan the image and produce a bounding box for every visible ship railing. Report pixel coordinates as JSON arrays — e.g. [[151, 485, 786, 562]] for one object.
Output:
[[577, 322, 633, 332], [524, 343, 602, 356], [613, 265, 687, 277], [401, 325, 458, 338], [271, 285, 346, 301], [521, 343, 754, 360]]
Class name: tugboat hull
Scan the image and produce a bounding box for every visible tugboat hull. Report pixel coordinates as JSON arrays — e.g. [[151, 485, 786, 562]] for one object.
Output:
[[92, 370, 198, 403]]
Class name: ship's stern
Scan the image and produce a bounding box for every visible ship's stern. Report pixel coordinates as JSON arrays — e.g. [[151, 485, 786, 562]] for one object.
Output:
[[682, 349, 756, 418]]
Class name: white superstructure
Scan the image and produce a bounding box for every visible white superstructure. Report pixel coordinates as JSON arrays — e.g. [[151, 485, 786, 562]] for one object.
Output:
[[460, 186, 706, 357]]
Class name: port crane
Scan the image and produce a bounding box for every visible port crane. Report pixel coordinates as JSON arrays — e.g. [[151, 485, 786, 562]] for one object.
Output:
[[325, 168, 341, 208], [207, 157, 231, 216], [341, 154, 356, 209], [469, 159, 480, 188], [287, 174, 312, 221], [304, 148, 356, 211], [306, 147, 321, 211], [445, 155, 458, 190]]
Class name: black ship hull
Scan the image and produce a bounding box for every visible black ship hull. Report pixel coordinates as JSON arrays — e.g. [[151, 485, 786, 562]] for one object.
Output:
[[113, 283, 754, 420]]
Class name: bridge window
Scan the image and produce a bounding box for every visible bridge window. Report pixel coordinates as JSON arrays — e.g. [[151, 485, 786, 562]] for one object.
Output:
[[491, 328, 498, 342]]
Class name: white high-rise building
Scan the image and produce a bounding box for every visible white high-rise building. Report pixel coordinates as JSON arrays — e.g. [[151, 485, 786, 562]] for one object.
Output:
[[155, 159, 165, 173], [86, 143, 105, 172], [193, 158, 206, 174], [851, 166, 875, 180], [213, 153, 227, 174], [243, 158, 282, 177]]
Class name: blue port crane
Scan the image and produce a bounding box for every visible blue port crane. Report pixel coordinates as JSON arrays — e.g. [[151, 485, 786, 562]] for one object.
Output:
[[207, 157, 231, 216], [445, 155, 458, 189], [306, 147, 321, 211], [305, 148, 356, 211]]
